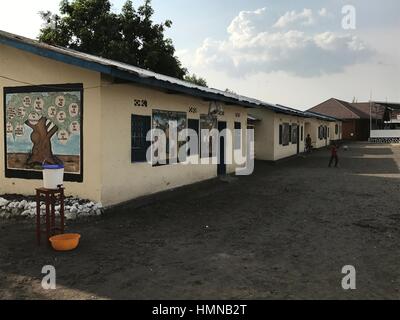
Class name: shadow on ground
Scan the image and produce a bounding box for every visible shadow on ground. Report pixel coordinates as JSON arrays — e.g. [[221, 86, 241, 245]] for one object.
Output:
[[1, 142, 400, 299]]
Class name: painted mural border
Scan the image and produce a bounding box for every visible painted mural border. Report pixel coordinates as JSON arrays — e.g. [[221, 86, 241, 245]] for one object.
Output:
[[3, 83, 84, 183]]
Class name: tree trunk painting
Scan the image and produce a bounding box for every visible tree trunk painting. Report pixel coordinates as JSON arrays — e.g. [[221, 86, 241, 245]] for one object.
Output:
[[5, 89, 82, 175], [25, 117, 59, 165]]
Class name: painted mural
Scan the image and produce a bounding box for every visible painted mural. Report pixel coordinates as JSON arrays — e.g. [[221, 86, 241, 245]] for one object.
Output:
[[152, 109, 186, 162], [4, 87, 82, 178], [200, 114, 217, 158], [282, 123, 290, 146], [291, 124, 298, 144]]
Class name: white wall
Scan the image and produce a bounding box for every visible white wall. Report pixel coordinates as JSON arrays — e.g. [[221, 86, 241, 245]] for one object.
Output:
[[100, 79, 248, 206], [251, 109, 275, 161], [370, 130, 400, 138], [274, 114, 306, 161], [0, 44, 103, 202], [251, 108, 308, 161], [0, 43, 250, 206]]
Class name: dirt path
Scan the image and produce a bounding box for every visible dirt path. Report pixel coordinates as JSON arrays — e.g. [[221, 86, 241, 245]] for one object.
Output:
[[1, 142, 400, 299]]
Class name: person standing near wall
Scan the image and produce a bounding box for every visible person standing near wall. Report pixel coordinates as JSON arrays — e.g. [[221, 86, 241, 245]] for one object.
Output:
[[305, 134, 312, 153]]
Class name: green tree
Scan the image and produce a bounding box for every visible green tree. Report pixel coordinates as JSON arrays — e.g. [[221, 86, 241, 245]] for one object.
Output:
[[183, 74, 208, 87], [39, 0, 187, 79], [225, 88, 236, 94], [6, 93, 80, 165]]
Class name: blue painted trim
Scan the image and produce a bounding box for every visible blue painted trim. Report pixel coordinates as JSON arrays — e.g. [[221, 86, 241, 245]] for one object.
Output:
[[0, 35, 276, 111], [0, 37, 112, 75]]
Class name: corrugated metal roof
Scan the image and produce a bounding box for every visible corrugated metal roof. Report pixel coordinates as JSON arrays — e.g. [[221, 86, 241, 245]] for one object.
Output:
[[247, 114, 262, 122], [303, 111, 339, 122], [0, 29, 339, 122]]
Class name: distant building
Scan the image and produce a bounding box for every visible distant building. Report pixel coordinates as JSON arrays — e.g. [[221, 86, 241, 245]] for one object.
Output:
[[308, 98, 385, 141], [250, 106, 341, 161]]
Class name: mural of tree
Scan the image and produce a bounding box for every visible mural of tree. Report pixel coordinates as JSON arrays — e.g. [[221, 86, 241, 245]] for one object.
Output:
[[5, 92, 81, 166]]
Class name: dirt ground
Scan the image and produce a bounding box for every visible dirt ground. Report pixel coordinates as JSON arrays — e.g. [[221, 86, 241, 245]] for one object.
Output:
[[1, 142, 400, 300]]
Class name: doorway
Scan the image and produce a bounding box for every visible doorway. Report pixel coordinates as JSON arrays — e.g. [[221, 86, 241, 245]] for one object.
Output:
[[297, 126, 300, 154], [217, 121, 227, 175]]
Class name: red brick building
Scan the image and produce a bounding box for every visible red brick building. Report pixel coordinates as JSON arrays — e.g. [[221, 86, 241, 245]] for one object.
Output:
[[308, 98, 384, 141]]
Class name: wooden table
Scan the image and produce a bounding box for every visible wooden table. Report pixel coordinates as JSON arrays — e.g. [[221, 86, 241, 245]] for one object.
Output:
[[35, 187, 65, 245]]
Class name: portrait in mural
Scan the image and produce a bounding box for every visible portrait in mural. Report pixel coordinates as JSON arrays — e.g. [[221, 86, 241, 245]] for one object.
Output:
[[4, 85, 83, 181], [291, 124, 298, 144], [152, 109, 186, 163], [282, 123, 290, 146], [200, 114, 217, 158]]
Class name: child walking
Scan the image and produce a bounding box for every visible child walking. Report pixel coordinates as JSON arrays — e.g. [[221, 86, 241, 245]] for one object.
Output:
[[329, 142, 339, 168]]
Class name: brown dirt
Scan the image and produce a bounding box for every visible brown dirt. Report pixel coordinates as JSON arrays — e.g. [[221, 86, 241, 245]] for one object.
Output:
[[1, 142, 400, 299], [7, 153, 80, 173]]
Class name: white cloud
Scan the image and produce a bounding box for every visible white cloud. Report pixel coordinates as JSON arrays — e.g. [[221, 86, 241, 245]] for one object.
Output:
[[319, 8, 328, 17], [273, 9, 314, 28], [192, 7, 372, 78], [227, 7, 269, 42], [0, 0, 60, 39]]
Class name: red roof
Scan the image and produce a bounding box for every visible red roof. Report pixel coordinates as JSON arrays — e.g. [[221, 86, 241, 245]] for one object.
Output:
[[308, 98, 384, 120]]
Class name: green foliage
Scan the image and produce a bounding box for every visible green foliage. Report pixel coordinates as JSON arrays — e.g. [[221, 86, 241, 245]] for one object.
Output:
[[225, 88, 236, 94], [39, 0, 187, 79], [183, 74, 208, 87]]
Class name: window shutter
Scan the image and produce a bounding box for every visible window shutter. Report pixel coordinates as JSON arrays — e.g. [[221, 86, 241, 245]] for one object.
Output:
[[279, 125, 283, 145], [131, 115, 151, 163]]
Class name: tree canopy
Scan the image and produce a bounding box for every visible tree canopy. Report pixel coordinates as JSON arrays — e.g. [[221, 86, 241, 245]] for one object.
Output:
[[39, 0, 189, 79], [183, 74, 208, 87]]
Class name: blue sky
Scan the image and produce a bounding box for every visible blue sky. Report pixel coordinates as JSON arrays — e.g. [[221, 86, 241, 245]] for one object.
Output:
[[0, 0, 399, 108], [148, 0, 400, 48]]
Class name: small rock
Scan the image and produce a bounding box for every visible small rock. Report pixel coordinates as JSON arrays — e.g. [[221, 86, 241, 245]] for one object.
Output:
[[21, 210, 31, 217], [70, 207, 78, 214], [87, 202, 94, 208], [65, 212, 77, 221], [19, 200, 27, 209], [0, 198, 9, 207], [8, 202, 17, 208]]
